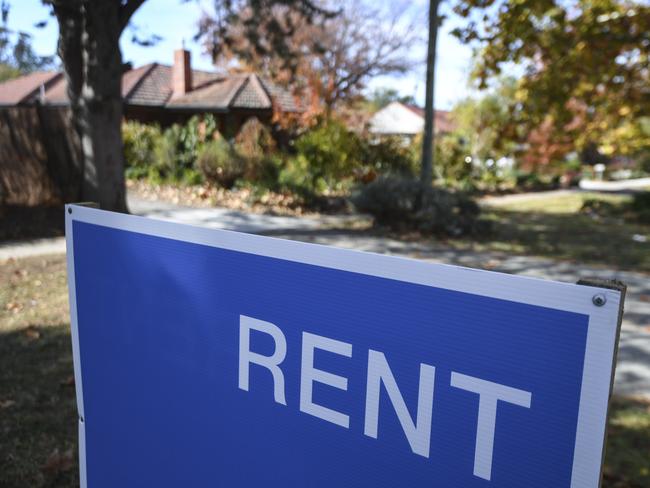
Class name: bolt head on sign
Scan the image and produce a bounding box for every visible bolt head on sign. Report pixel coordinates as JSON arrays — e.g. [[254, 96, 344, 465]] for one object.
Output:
[[65, 205, 624, 488]]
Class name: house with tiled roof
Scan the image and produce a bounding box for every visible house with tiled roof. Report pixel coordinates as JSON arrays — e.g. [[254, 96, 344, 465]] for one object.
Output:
[[368, 101, 454, 138], [0, 49, 300, 133]]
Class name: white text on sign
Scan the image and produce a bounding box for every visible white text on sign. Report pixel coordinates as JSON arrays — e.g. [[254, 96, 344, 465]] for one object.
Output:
[[238, 315, 532, 481]]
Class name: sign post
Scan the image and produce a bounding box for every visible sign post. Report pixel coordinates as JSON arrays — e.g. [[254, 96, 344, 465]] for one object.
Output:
[[65, 204, 625, 488]]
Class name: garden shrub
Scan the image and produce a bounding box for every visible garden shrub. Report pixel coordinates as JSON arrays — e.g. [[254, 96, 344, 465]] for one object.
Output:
[[123, 116, 281, 189], [352, 176, 484, 236], [360, 136, 418, 178], [255, 154, 285, 189], [164, 122, 200, 179], [196, 139, 244, 189], [234, 117, 277, 181], [149, 128, 175, 180], [434, 135, 475, 190], [294, 119, 363, 189], [176, 115, 219, 169], [278, 155, 321, 196], [122, 121, 163, 179], [122, 120, 204, 183]]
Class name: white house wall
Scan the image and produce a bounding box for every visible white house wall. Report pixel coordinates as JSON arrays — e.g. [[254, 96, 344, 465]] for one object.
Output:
[[368, 101, 424, 136]]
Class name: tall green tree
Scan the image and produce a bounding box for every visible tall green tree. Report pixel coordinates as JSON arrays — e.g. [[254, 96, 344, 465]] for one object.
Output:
[[452, 77, 519, 164], [452, 0, 650, 158]]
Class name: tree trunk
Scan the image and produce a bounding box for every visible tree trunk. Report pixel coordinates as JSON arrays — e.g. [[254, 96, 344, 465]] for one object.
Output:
[[53, 1, 128, 212], [419, 0, 440, 190]]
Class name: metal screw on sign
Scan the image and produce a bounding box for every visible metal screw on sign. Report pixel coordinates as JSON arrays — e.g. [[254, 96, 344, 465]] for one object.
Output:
[[592, 293, 607, 307]]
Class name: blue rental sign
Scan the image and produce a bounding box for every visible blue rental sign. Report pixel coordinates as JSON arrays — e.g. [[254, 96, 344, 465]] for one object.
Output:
[[65, 205, 623, 488]]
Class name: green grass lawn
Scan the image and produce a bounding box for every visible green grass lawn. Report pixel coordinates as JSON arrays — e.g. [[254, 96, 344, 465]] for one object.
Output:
[[1, 254, 649, 486], [0, 255, 77, 488], [465, 192, 650, 273]]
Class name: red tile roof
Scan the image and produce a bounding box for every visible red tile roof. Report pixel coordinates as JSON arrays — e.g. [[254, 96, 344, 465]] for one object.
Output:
[[122, 63, 157, 100], [41, 76, 68, 104], [434, 110, 454, 134], [404, 104, 424, 117], [0, 71, 62, 105], [405, 104, 454, 133], [0, 64, 299, 113], [230, 75, 272, 109], [167, 73, 243, 109]]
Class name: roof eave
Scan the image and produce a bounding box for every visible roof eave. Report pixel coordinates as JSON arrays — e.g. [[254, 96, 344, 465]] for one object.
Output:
[[161, 104, 231, 113]]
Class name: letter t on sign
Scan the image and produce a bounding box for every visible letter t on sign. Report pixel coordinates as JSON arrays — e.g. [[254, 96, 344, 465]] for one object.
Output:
[[450, 372, 532, 481]]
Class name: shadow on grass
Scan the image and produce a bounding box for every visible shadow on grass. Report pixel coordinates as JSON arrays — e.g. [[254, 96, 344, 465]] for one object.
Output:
[[476, 208, 650, 273], [0, 324, 78, 488], [0, 205, 65, 243], [603, 397, 650, 487]]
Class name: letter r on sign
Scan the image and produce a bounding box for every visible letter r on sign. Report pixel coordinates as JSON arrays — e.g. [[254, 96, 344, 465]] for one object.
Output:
[[238, 315, 287, 405]]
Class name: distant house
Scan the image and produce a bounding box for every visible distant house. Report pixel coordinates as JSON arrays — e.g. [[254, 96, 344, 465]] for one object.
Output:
[[0, 49, 299, 134], [368, 101, 454, 138]]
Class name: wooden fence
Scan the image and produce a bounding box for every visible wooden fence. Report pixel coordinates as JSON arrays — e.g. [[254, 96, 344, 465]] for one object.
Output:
[[0, 105, 82, 206]]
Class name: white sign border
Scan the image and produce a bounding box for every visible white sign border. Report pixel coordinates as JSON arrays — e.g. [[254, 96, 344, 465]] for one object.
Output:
[[65, 204, 622, 488]]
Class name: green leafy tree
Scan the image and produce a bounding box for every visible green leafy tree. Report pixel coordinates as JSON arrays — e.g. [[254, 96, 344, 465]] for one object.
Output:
[[452, 0, 650, 158], [0, 62, 19, 81], [0, 1, 53, 81], [293, 118, 362, 189], [452, 77, 519, 164], [600, 116, 650, 161]]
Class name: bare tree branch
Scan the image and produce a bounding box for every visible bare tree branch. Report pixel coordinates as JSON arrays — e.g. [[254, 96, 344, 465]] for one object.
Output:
[[198, 0, 421, 113]]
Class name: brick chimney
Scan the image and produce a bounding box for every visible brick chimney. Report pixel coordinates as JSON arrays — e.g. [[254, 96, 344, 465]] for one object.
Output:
[[172, 48, 192, 97]]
